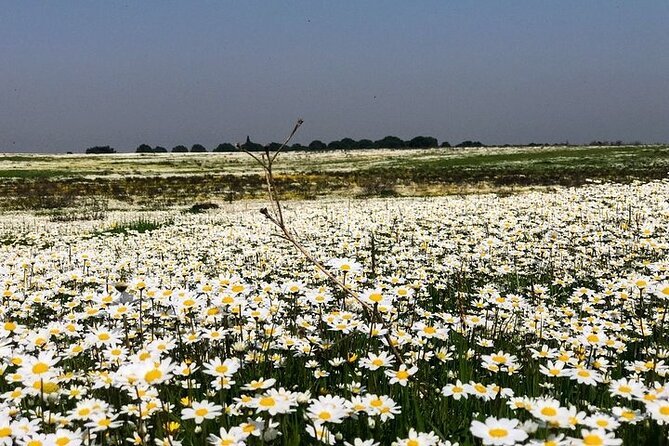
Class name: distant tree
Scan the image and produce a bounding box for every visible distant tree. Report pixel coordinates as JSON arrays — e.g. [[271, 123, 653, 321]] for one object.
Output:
[[308, 140, 327, 151], [136, 144, 153, 153], [327, 140, 343, 149], [440, 141, 451, 148], [241, 136, 263, 152], [375, 136, 405, 149], [291, 143, 306, 151], [214, 143, 236, 152], [329, 138, 354, 150], [154, 146, 167, 153], [266, 142, 283, 152], [355, 139, 376, 149], [85, 145, 116, 154], [172, 145, 188, 153], [343, 138, 358, 149], [456, 140, 485, 148], [191, 144, 207, 152], [408, 136, 438, 149]]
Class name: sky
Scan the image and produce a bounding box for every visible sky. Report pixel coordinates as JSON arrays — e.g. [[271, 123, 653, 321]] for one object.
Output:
[[1, 1, 668, 153]]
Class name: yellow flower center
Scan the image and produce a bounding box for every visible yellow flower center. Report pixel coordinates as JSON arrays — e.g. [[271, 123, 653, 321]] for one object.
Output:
[[195, 408, 209, 417], [541, 407, 557, 417], [144, 369, 162, 383], [259, 397, 276, 407], [489, 428, 508, 438], [621, 410, 635, 420], [582, 434, 604, 446], [370, 398, 383, 407], [396, 370, 410, 380], [369, 293, 383, 303], [32, 362, 49, 374]]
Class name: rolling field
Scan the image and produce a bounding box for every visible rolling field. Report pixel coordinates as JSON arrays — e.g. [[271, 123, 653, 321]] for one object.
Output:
[[0, 145, 667, 210], [0, 147, 668, 444]]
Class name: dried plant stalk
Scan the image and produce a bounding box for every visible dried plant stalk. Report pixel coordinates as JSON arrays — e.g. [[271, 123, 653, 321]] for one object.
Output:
[[237, 119, 405, 365]]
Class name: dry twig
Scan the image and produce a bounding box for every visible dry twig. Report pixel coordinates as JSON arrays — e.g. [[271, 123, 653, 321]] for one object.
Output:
[[237, 119, 405, 365]]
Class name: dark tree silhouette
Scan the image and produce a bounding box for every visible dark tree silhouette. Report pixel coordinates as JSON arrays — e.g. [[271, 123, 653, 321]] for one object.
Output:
[[355, 139, 376, 149], [308, 140, 327, 151], [456, 140, 485, 148], [214, 143, 236, 152], [241, 136, 264, 152], [375, 136, 405, 149], [408, 136, 438, 149], [136, 144, 153, 153], [85, 146, 116, 154]]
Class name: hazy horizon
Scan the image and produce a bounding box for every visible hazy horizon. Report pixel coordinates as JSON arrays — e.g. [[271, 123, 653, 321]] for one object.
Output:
[[2, 1, 669, 153]]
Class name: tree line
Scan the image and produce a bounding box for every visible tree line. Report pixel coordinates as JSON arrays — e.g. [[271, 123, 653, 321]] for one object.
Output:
[[85, 136, 490, 154]]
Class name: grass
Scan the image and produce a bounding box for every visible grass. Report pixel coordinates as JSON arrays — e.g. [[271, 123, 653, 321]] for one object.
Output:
[[91, 218, 173, 237]]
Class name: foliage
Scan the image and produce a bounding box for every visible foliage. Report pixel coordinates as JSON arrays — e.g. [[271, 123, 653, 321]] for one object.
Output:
[[136, 144, 154, 153], [375, 135, 406, 149], [456, 140, 485, 148], [408, 136, 438, 149], [308, 140, 327, 151], [85, 145, 116, 154], [214, 143, 236, 152], [184, 202, 220, 214]]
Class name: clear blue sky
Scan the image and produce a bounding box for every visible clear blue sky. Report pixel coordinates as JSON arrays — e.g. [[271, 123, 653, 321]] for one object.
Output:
[[1, 1, 668, 152]]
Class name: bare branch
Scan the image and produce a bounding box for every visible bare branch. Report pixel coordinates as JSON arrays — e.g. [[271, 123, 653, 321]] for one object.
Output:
[[235, 143, 266, 168], [270, 118, 304, 164], [242, 119, 405, 365]]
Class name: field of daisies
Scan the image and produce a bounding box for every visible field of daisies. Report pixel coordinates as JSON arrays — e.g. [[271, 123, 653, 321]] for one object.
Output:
[[1, 180, 669, 446]]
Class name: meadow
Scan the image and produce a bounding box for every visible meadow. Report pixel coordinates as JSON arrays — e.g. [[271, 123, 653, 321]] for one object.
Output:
[[0, 147, 669, 445], [0, 145, 667, 210]]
